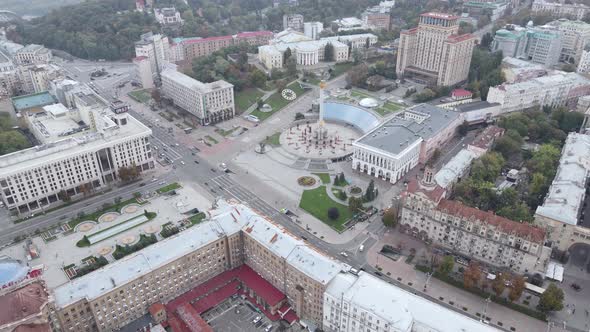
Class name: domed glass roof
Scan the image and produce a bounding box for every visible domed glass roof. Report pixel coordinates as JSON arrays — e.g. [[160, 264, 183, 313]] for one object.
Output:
[[0, 258, 29, 287]]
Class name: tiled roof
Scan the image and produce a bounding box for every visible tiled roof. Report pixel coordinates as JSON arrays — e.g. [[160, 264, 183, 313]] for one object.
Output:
[[0, 282, 48, 327], [437, 200, 546, 243], [405, 179, 446, 203], [452, 89, 472, 97]]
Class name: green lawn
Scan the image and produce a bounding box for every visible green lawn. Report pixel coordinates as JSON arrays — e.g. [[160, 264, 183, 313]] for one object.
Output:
[[127, 89, 152, 104], [313, 173, 331, 184], [299, 186, 352, 231], [189, 212, 206, 226], [375, 102, 404, 116], [330, 63, 354, 78], [68, 197, 140, 229], [205, 135, 219, 144], [250, 81, 307, 121], [156, 182, 181, 194], [350, 89, 373, 99], [264, 132, 281, 146], [235, 88, 264, 113], [215, 127, 240, 137]]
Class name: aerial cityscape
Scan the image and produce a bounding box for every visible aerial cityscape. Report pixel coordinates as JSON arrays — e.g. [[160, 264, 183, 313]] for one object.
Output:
[[1, 0, 590, 331]]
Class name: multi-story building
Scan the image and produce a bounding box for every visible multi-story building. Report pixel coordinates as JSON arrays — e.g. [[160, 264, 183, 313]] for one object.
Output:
[[523, 27, 562, 67], [134, 33, 170, 81], [486, 71, 590, 112], [0, 281, 54, 331], [0, 95, 153, 215], [19, 64, 64, 94], [235, 31, 274, 46], [578, 47, 590, 73], [133, 56, 154, 89], [323, 271, 498, 332], [0, 48, 19, 96], [491, 26, 528, 58], [361, 11, 391, 31], [161, 63, 235, 124], [547, 19, 590, 64], [258, 31, 376, 69], [154, 7, 183, 26], [14, 44, 52, 65], [304, 22, 324, 40], [532, 0, 590, 20], [51, 199, 498, 332], [331, 17, 369, 32], [396, 12, 476, 86], [401, 175, 550, 274], [535, 133, 590, 251], [500, 57, 549, 83], [283, 14, 304, 31], [352, 104, 461, 184]]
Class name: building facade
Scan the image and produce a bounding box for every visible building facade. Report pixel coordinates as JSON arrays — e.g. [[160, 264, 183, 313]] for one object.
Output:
[[14, 44, 52, 65], [134, 33, 170, 81], [396, 12, 476, 86], [532, 0, 590, 20], [578, 48, 590, 73], [352, 104, 461, 184], [548, 19, 590, 64], [401, 177, 550, 274], [161, 64, 235, 124], [304, 22, 324, 40], [0, 99, 154, 215], [361, 12, 391, 30], [283, 14, 304, 31], [154, 7, 183, 26], [486, 71, 590, 113], [133, 56, 154, 89]]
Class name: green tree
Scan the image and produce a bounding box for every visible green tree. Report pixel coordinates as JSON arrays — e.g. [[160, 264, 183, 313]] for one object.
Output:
[[286, 57, 297, 76], [345, 63, 369, 87], [470, 152, 505, 183], [438, 255, 455, 277], [382, 207, 398, 227], [364, 180, 375, 201], [413, 88, 437, 102], [497, 202, 533, 222], [509, 275, 526, 302], [283, 47, 292, 65], [348, 196, 363, 213], [492, 273, 506, 297], [327, 207, 340, 220], [352, 48, 362, 64], [248, 69, 267, 88], [493, 135, 521, 159], [537, 284, 564, 313], [324, 42, 334, 61]]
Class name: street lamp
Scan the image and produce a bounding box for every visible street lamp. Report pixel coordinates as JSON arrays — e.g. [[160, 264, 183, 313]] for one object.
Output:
[[480, 297, 491, 323]]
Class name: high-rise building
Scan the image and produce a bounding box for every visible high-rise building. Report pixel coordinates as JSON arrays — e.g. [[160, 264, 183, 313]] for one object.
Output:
[[134, 33, 170, 81], [547, 19, 590, 64], [577, 47, 590, 73], [396, 12, 476, 86], [161, 63, 235, 124], [133, 56, 154, 89], [283, 14, 304, 31], [304, 22, 323, 40]]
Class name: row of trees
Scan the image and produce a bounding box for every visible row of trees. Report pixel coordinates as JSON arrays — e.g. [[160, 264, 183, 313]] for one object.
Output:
[[345, 55, 397, 89]]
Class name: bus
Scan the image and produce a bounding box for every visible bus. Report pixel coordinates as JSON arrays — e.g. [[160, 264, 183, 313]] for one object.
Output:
[[524, 282, 546, 296]]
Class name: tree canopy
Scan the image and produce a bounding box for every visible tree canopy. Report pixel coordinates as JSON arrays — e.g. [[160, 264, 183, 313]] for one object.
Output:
[[0, 114, 30, 156]]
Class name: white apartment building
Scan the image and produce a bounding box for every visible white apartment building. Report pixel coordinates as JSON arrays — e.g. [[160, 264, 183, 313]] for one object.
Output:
[[0, 48, 19, 96], [401, 177, 551, 274], [331, 17, 369, 32], [258, 31, 376, 69], [323, 271, 499, 332], [161, 63, 234, 124], [486, 71, 590, 113], [304, 22, 323, 40], [19, 64, 63, 94], [133, 56, 154, 89], [578, 48, 590, 73], [535, 133, 590, 251], [0, 97, 153, 215], [283, 14, 304, 31], [13, 44, 52, 65], [548, 19, 590, 64], [532, 0, 590, 20], [352, 104, 461, 184], [134, 33, 170, 80], [397, 12, 476, 86], [154, 7, 183, 26]]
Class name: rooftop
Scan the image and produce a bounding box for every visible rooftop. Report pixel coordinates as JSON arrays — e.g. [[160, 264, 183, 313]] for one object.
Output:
[[11, 92, 57, 113], [355, 104, 460, 156], [420, 12, 459, 20], [469, 125, 505, 151], [535, 133, 590, 225], [326, 272, 499, 332], [161, 67, 233, 93], [454, 101, 501, 113], [0, 282, 48, 327], [434, 149, 479, 188]]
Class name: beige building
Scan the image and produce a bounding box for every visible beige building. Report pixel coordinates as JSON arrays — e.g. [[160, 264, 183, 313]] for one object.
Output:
[[535, 133, 590, 252], [396, 12, 476, 87], [547, 19, 590, 64], [532, 0, 590, 21], [14, 44, 52, 65], [160, 63, 235, 124], [401, 176, 550, 275], [133, 56, 153, 89], [134, 33, 170, 80]]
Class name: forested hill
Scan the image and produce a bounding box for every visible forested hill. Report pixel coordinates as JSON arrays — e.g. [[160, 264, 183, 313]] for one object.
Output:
[[10, 0, 158, 61]]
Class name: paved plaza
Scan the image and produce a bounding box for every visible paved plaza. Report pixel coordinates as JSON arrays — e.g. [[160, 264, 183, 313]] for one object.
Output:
[[0, 185, 211, 288], [279, 122, 358, 159]]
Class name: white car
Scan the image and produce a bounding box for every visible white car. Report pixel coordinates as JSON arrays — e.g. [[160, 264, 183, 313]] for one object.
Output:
[[180, 161, 185, 165], [252, 316, 261, 324], [265, 324, 273, 332], [340, 252, 348, 257]]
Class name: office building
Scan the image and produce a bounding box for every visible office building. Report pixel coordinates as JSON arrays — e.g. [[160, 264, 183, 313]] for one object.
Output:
[[331, 17, 368, 32], [0, 48, 19, 97], [548, 19, 590, 64], [14, 44, 52, 65], [396, 12, 476, 86], [578, 48, 590, 73], [401, 176, 550, 274], [304, 22, 324, 40], [352, 104, 461, 184], [283, 14, 304, 31], [133, 56, 154, 89], [161, 63, 235, 124], [535, 133, 590, 251], [532, 0, 590, 20], [154, 7, 183, 26], [134, 33, 170, 80], [0, 95, 153, 215], [486, 71, 590, 112], [51, 199, 498, 332], [523, 27, 562, 67], [491, 26, 527, 59], [19, 64, 64, 94]]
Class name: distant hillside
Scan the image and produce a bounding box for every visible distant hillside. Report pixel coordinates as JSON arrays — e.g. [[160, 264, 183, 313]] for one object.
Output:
[[1, 0, 85, 17], [11, 0, 159, 61]]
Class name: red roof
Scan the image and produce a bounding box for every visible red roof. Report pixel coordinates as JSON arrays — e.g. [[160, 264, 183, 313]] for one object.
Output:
[[238, 265, 285, 306], [437, 200, 546, 243], [192, 280, 240, 313], [452, 89, 472, 98], [0, 282, 48, 326], [401, 27, 418, 35], [469, 125, 505, 150], [149, 303, 165, 317], [167, 314, 190, 332], [176, 304, 213, 332], [236, 31, 273, 38], [405, 179, 446, 203], [283, 310, 299, 324]]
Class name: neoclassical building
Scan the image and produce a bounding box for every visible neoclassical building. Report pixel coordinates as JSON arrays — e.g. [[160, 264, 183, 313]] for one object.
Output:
[[352, 104, 461, 183]]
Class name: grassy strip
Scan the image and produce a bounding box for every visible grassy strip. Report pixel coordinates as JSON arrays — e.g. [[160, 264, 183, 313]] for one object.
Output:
[[205, 135, 219, 144], [235, 88, 264, 113], [156, 182, 181, 194], [127, 89, 152, 104], [76, 211, 156, 247], [215, 127, 240, 137], [299, 186, 351, 232], [263, 132, 281, 146], [330, 63, 354, 78], [312, 173, 331, 184], [189, 212, 207, 226], [68, 197, 140, 229], [414, 265, 547, 321], [250, 81, 307, 121], [113, 234, 158, 260]]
